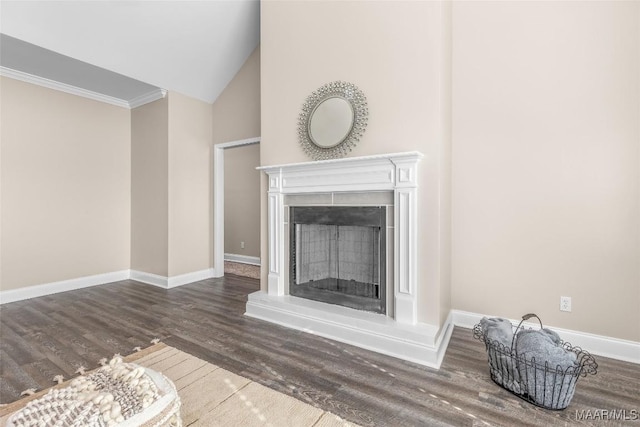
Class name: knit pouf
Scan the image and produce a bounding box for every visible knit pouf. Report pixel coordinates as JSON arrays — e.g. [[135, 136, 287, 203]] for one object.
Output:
[[7, 356, 181, 427]]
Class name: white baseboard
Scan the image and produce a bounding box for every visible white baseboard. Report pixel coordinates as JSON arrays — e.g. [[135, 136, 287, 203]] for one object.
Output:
[[6, 273, 633, 366], [451, 309, 640, 365], [1, 268, 218, 303], [246, 291, 454, 369], [0, 270, 130, 304], [130, 268, 217, 289], [224, 253, 261, 266], [129, 270, 168, 288], [167, 269, 216, 288]]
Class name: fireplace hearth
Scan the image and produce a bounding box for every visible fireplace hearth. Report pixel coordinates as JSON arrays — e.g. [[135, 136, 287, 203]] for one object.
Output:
[[290, 206, 386, 314]]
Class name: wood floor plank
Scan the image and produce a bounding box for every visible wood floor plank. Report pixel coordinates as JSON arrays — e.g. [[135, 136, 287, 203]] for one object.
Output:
[[19, 358, 66, 393], [0, 275, 637, 427], [0, 323, 44, 365], [0, 349, 42, 400]]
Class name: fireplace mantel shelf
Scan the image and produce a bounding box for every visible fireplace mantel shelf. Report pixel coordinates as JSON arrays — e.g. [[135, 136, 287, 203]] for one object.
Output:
[[256, 152, 424, 195], [257, 151, 424, 172]]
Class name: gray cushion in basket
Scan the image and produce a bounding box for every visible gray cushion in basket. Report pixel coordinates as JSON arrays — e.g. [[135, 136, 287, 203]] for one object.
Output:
[[480, 317, 521, 394], [515, 329, 578, 407]]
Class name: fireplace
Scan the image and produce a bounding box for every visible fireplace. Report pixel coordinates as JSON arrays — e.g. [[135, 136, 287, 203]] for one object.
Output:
[[290, 206, 386, 314], [246, 152, 453, 369]]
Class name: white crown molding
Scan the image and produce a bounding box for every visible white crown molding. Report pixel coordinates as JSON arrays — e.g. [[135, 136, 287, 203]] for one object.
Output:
[[128, 88, 167, 109], [0, 66, 166, 109], [1, 66, 128, 108], [0, 270, 130, 304], [224, 253, 261, 266], [246, 291, 454, 369], [451, 309, 640, 365]]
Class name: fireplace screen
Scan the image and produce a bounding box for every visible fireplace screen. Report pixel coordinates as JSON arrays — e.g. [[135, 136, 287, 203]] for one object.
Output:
[[289, 206, 386, 314]]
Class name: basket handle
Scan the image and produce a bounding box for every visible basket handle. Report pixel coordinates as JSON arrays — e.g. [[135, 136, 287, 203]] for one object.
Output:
[[511, 313, 543, 352]]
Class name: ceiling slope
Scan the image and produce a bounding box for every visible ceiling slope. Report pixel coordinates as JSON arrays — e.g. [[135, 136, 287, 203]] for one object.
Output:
[[0, 0, 260, 104]]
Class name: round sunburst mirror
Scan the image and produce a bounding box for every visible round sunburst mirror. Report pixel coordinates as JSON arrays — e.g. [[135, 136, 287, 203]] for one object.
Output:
[[298, 81, 368, 160]]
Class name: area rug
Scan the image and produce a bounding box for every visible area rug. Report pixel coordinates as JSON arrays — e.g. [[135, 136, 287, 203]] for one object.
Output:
[[0, 343, 358, 427]]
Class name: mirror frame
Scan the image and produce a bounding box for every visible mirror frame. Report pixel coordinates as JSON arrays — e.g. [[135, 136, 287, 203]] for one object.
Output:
[[298, 81, 368, 160]]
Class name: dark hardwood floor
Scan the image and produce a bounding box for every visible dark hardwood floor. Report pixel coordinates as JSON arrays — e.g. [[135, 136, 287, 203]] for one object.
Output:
[[1, 275, 638, 426]]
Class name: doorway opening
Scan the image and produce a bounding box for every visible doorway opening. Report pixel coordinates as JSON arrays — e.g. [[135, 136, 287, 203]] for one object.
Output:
[[213, 137, 260, 278]]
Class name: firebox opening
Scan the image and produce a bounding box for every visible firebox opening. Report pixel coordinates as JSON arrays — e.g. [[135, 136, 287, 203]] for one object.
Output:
[[289, 206, 386, 314]]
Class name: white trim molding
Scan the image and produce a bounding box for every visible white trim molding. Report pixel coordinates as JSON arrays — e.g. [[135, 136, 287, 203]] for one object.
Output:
[[129, 270, 168, 288], [246, 291, 454, 369], [0, 270, 130, 304], [215, 137, 262, 150], [452, 310, 640, 365], [224, 253, 261, 266], [0, 268, 218, 303], [213, 137, 261, 278], [130, 269, 216, 289], [258, 151, 423, 324], [0, 66, 166, 109], [247, 152, 448, 367], [128, 89, 168, 109], [168, 269, 215, 288]]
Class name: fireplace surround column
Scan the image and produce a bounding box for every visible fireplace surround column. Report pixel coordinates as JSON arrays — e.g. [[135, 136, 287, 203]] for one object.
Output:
[[267, 171, 285, 296], [392, 157, 420, 324]]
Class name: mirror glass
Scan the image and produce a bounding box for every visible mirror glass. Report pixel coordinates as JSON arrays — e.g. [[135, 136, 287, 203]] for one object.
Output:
[[308, 97, 354, 148]]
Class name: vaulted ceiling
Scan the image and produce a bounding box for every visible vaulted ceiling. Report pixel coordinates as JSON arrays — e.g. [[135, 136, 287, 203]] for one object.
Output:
[[0, 1, 260, 105]]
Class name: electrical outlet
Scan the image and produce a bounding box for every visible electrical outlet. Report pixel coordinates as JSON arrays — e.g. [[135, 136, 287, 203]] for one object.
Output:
[[240, 241, 245, 249], [560, 296, 572, 312]]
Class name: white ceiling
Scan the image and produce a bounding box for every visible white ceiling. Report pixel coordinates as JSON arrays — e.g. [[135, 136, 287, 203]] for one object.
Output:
[[0, 0, 260, 105]]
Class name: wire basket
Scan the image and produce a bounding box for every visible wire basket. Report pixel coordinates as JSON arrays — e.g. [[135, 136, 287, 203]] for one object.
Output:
[[473, 313, 598, 410]]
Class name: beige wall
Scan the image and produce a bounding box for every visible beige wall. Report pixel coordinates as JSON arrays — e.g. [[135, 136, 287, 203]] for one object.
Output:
[[132, 92, 215, 278], [212, 46, 260, 144], [451, 1, 640, 341], [0, 76, 131, 290], [439, 1, 453, 328], [261, 1, 452, 326], [224, 144, 261, 258], [0, 47, 261, 288], [131, 97, 169, 276], [168, 92, 213, 276]]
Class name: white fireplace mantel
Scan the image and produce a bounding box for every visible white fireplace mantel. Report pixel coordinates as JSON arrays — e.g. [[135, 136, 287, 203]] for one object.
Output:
[[261, 151, 422, 323], [246, 152, 453, 368]]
